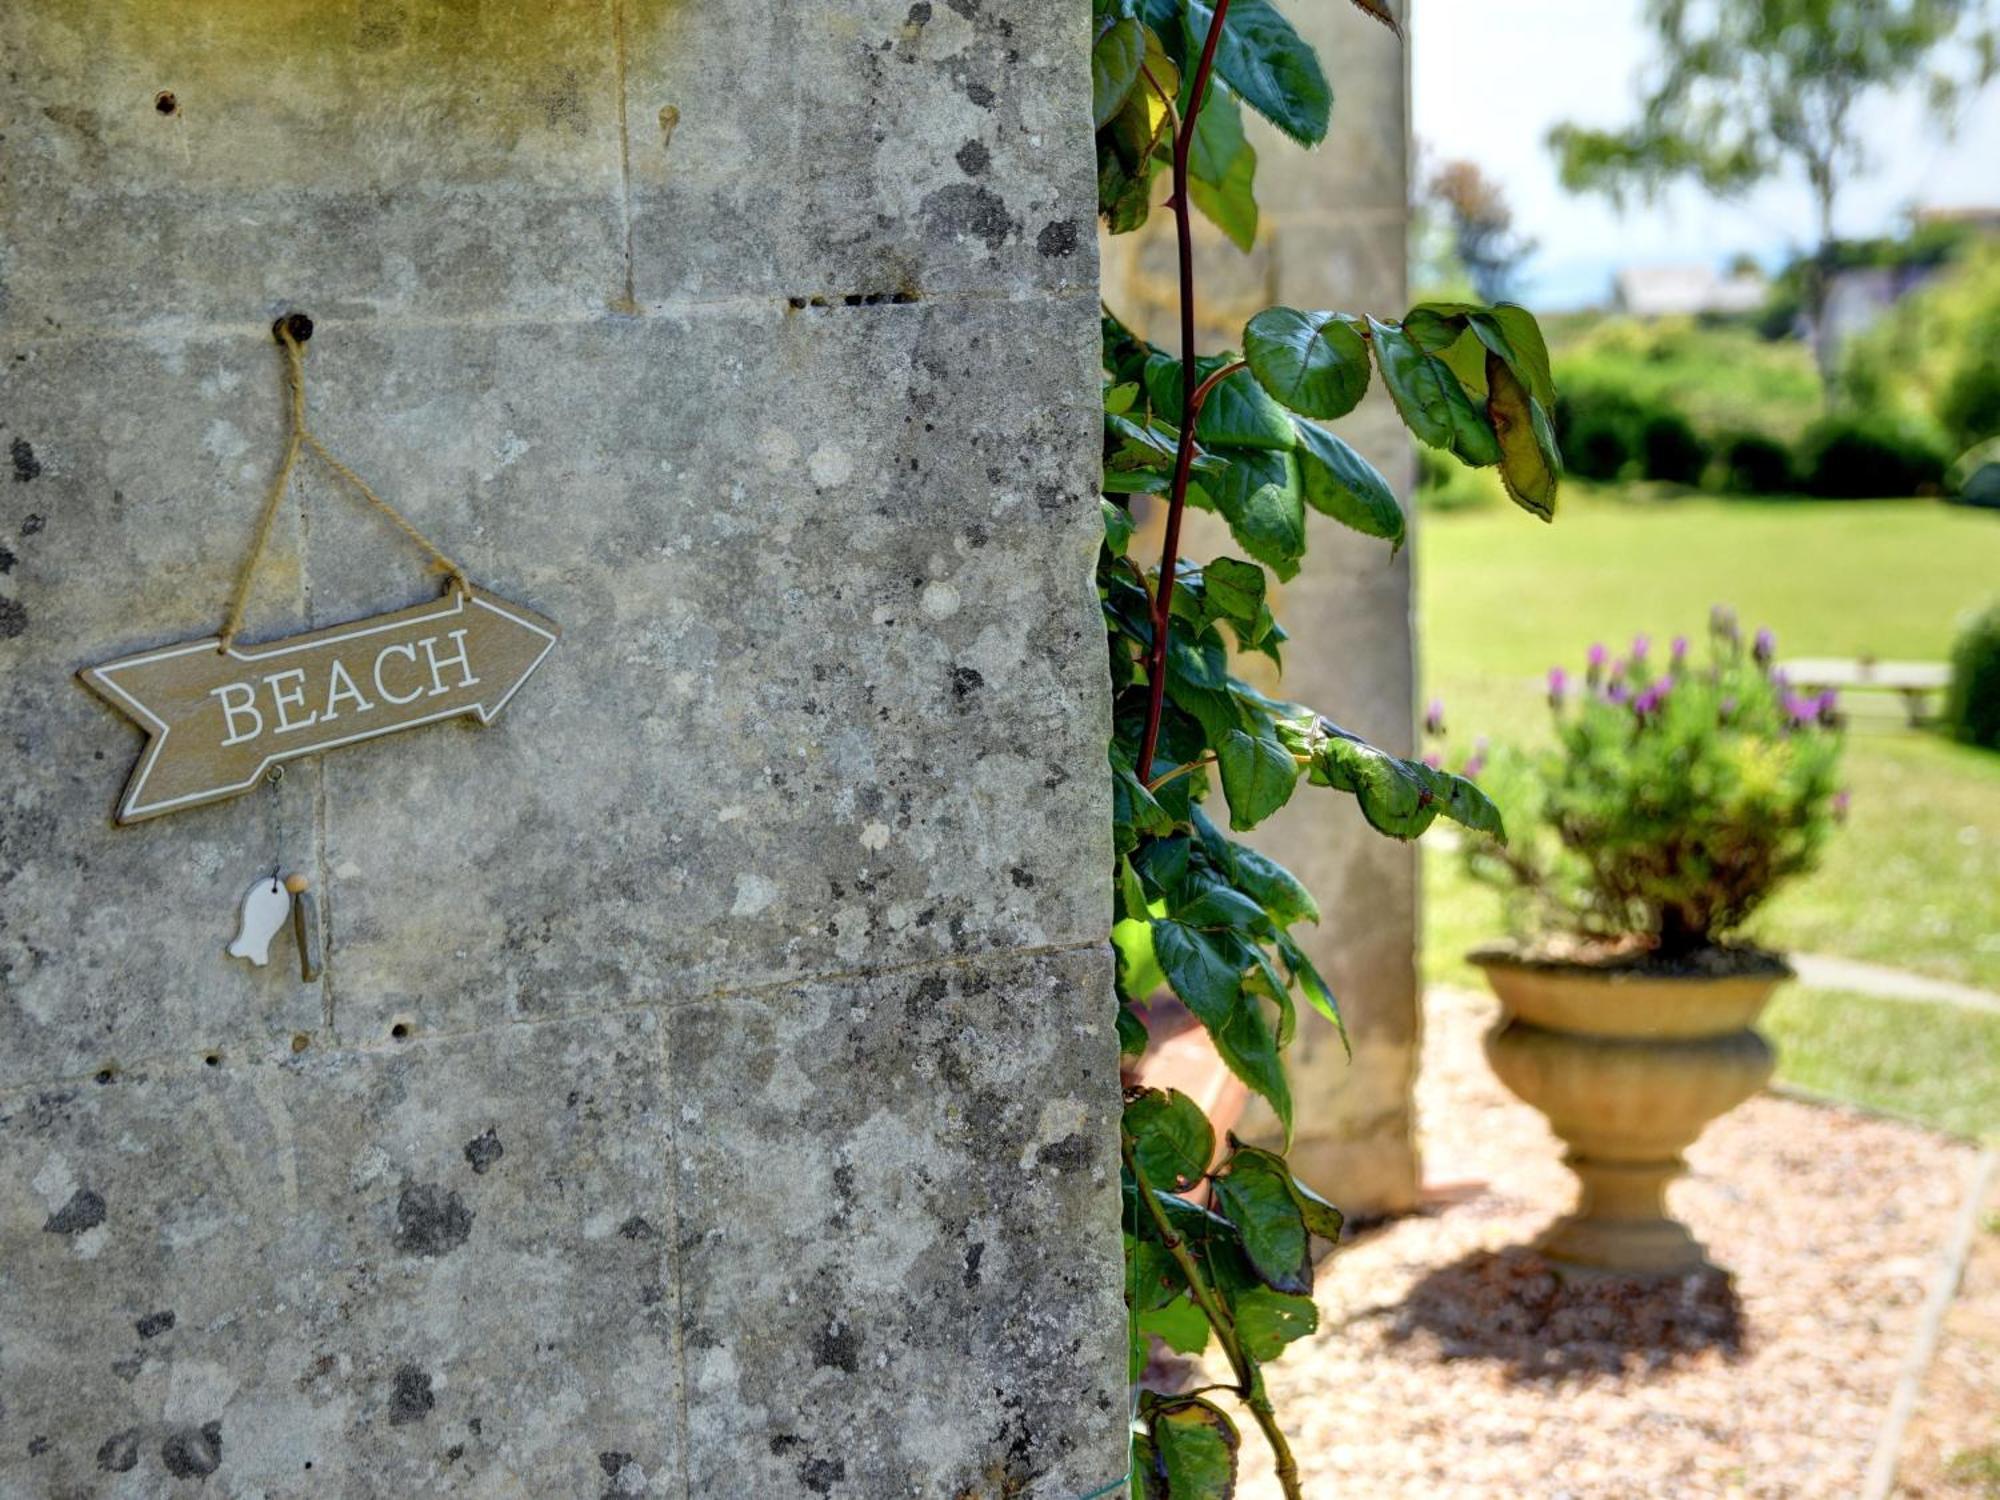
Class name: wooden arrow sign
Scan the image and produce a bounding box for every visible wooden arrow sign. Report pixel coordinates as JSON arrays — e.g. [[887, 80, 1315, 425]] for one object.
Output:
[[79, 589, 559, 824]]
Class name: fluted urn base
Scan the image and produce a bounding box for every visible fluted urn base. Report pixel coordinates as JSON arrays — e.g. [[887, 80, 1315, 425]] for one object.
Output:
[[1472, 948, 1787, 1276]]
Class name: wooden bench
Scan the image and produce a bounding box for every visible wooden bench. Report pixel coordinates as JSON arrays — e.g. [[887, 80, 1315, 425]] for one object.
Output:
[[1779, 657, 1951, 727]]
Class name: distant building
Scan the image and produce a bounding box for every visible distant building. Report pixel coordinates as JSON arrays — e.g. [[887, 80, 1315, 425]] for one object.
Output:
[[1612, 263, 1769, 318], [1913, 205, 2000, 237]]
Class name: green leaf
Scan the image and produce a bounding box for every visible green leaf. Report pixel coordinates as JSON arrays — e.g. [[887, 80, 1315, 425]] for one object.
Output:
[[1214, 994, 1290, 1139], [1201, 556, 1266, 633], [1151, 919, 1242, 1023], [1145, 354, 1295, 451], [1154, 921, 1291, 1132], [1231, 1286, 1318, 1360], [1211, 1147, 1312, 1293], [1217, 727, 1300, 829], [1186, 0, 1332, 148], [1174, 878, 1270, 933], [1274, 929, 1342, 1036], [1125, 1087, 1216, 1191], [1148, 1398, 1240, 1500], [1415, 760, 1507, 839], [1101, 498, 1137, 554], [1117, 1001, 1150, 1058], [1232, 1140, 1344, 1241], [1368, 318, 1502, 467], [1310, 728, 1441, 839], [1243, 308, 1371, 419], [1206, 448, 1306, 580], [1119, 854, 1150, 922], [1138, 1294, 1213, 1356], [1294, 420, 1404, 550], [1092, 15, 1147, 129], [1486, 352, 1561, 521], [1193, 808, 1319, 926], [1186, 88, 1259, 252], [1475, 303, 1557, 409]]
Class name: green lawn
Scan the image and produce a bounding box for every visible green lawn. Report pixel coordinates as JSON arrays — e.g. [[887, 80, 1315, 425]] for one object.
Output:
[[1420, 486, 2000, 1137]]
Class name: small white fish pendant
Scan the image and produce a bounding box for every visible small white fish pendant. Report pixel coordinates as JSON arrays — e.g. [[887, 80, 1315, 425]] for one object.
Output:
[[226, 876, 292, 966]]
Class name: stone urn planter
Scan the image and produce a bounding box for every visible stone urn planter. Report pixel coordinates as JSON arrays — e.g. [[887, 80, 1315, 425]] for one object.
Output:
[[1472, 945, 1790, 1275]]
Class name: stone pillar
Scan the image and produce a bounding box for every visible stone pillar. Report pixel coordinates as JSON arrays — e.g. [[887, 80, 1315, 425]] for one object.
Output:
[[1099, 8, 1418, 1214], [0, 5, 1126, 1496]]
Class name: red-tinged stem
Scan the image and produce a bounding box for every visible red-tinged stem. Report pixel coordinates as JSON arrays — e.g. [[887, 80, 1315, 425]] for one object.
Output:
[[1135, 0, 1234, 785]]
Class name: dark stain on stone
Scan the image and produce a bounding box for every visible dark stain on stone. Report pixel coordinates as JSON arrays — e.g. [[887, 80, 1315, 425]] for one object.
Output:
[[944, 0, 978, 14], [955, 139, 990, 176], [10, 438, 41, 482], [963, 79, 995, 108], [1036, 1133, 1092, 1173], [27, 1436, 49, 1456], [388, 1365, 435, 1426], [799, 1455, 846, 1494], [1036, 219, 1080, 258], [160, 1421, 222, 1479], [768, 1434, 803, 1454], [950, 665, 985, 702], [111, 1355, 143, 1382], [598, 1450, 633, 1476], [0, 597, 26, 639], [463, 1128, 504, 1175], [963, 1240, 985, 1289], [905, 1, 932, 24], [1008, 867, 1036, 888], [135, 1309, 175, 1340], [810, 1317, 860, 1373], [43, 1188, 105, 1235], [96, 1428, 141, 1473], [20, 513, 44, 535], [0, 545, 14, 573], [393, 1182, 473, 1256], [617, 1215, 656, 1241], [921, 184, 1015, 250]]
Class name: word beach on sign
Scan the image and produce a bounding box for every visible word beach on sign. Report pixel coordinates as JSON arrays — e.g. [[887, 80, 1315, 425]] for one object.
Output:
[[80, 589, 559, 824]]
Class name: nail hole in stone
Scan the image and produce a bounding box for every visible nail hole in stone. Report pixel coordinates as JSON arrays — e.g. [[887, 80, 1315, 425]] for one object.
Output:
[[95, 1068, 116, 1086], [203, 1052, 221, 1067], [291, 1033, 311, 1054], [390, 1022, 411, 1041], [154, 91, 177, 115]]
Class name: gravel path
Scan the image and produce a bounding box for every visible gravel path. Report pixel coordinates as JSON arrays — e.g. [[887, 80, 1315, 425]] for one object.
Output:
[[1218, 986, 1984, 1499]]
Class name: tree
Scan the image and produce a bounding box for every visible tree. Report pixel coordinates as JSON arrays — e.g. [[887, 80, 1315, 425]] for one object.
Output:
[[1427, 158, 1538, 304], [1549, 0, 1998, 388]]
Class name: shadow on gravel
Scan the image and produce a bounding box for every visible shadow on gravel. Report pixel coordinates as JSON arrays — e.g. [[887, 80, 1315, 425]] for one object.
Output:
[[1382, 1247, 1746, 1380]]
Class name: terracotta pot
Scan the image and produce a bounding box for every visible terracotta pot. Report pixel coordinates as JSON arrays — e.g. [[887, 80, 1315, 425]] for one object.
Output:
[[1471, 948, 1788, 1276]]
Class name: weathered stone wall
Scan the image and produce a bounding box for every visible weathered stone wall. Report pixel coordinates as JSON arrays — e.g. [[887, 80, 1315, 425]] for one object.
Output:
[[0, 4, 1126, 1496], [1099, 7, 1420, 1214]]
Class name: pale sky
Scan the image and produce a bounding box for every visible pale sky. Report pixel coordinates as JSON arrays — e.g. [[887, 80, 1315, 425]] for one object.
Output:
[[1410, 0, 2000, 307]]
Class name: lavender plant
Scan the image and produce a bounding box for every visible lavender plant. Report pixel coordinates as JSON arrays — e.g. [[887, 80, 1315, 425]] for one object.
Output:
[[1462, 610, 1845, 958]]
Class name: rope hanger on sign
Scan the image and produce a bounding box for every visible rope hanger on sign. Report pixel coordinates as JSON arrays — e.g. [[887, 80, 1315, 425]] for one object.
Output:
[[217, 312, 473, 654]]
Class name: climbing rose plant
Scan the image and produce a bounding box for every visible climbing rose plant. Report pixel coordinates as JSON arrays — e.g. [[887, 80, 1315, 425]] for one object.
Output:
[[1095, 1, 1562, 1493]]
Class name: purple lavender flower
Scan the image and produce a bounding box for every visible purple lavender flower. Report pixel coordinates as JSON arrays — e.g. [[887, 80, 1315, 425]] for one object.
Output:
[[1423, 698, 1446, 736], [1833, 789, 1851, 821], [1460, 753, 1486, 779], [1632, 685, 1662, 719], [1547, 666, 1568, 708], [1816, 689, 1840, 725], [1671, 635, 1689, 663], [1631, 633, 1651, 661], [1710, 604, 1737, 639], [1753, 627, 1776, 665], [1586, 642, 1607, 685], [1782, 692, 1813, 726], [1606, 681, 1630, 705], [1422, 750, 1443, 770]]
